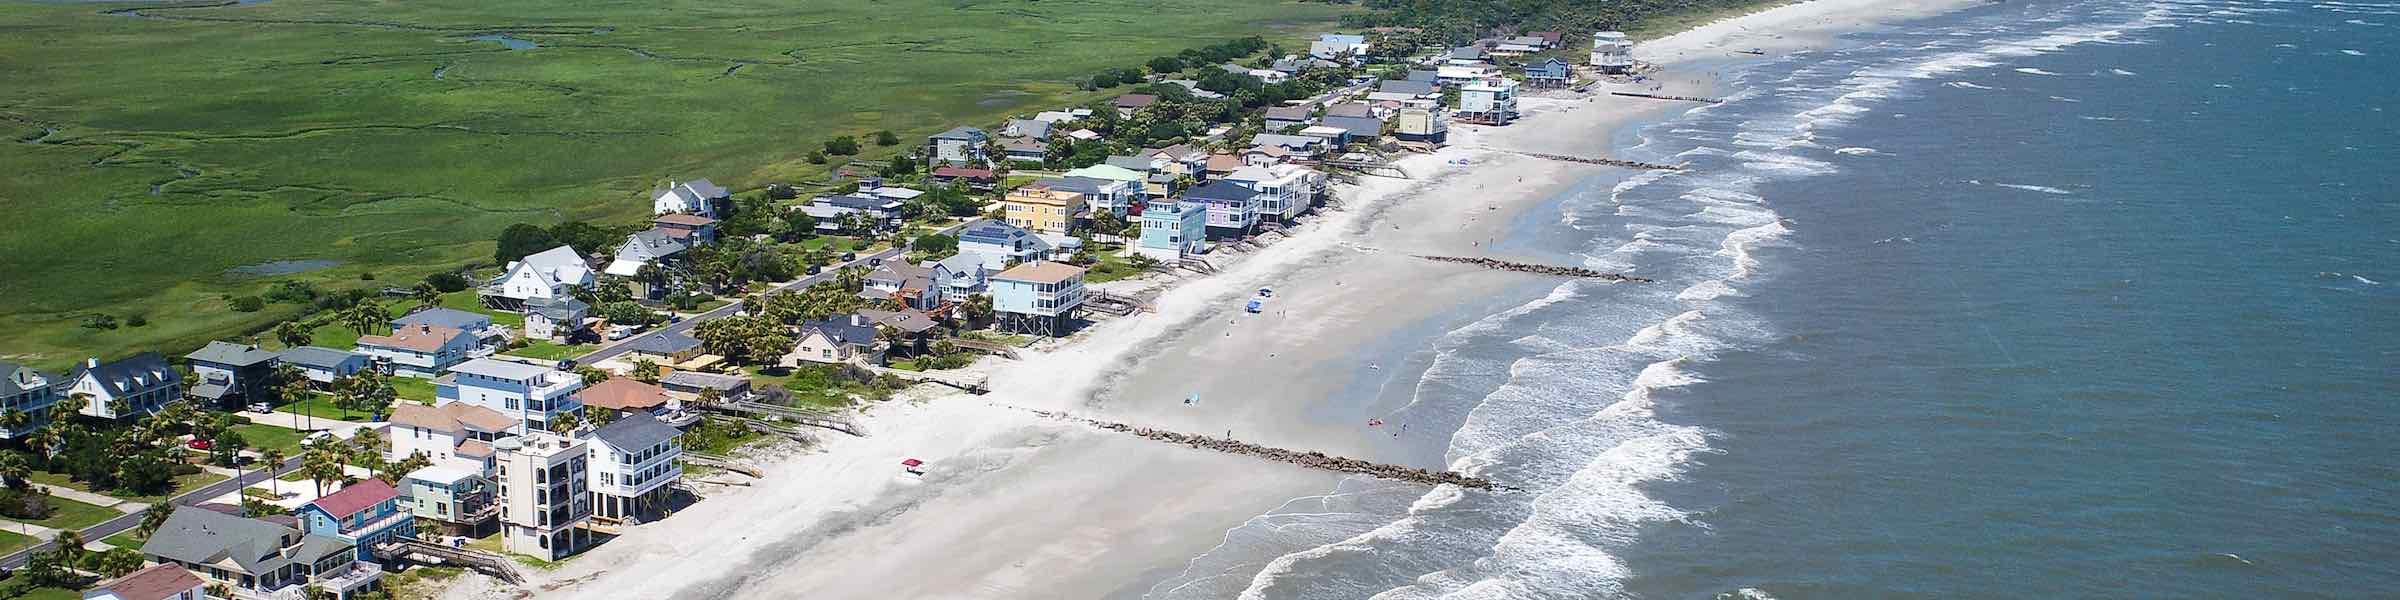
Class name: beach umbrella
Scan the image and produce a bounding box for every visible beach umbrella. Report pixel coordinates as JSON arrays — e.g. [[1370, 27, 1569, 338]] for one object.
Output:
[[901, 458, 924, 467]]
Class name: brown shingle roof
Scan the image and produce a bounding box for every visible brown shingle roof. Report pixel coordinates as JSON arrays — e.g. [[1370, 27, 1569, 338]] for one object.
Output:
[[444, 402, 518, 432], [652, 213, 717, 226], [1205, 154, 1243, 173], [392, 401, 516, 436], [84, 563, 204, 600], [455, 438, 495, 458], [993, 261, 1087, 285], [357, 324, 465, 353], [577, 378, 670, 410], [1114, 93, 1159, 108]]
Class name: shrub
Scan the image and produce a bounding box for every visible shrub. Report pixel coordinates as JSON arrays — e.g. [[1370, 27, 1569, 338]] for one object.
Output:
[[0, 487, 54, 521], [264, 281, 319, 304], [848, 240, 873, 251], [874, 130, 900, 146], [766, 183, 798, 200], [824, 135, 861, 156], [359, 272, 376, 280], [227, 296, 266, 313], [125, 314, 148, 327], [424, 271, 471, 293], [807, 150, 827, 164], [80, 314, 120, 330]]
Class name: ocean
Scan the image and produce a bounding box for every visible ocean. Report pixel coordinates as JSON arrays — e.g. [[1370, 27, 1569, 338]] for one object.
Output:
[[1148, 0, 2399, 597]]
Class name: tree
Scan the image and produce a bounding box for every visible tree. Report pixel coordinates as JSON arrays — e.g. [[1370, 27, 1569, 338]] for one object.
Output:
[[95, 546, 146, 578], [962, 295, 995, 325], [495, 223, 560, 265], [342, 302, 392, 336], [51, 530, 85, 571], [410, 282, 442, 312], [273, 321, 313, 348], [228, 295, 266, 312], [549, 412, 582, 434], [575, 365, 612, 384], [694, 387, 724, 409], [137, 503, 175, 540], [302, 437, 347, 497], [424, 271, 472, 293], [417, 519, 444, 541], [834, 266, 870, 292], [806, 150, 828, 164], [874, 130, 900, 146], [825, 135, 862, 156], [1148, 55, 1186, 74], [0, 450, 28, 490], [779, 211, 820, 242], [632, 360, 661, 383], [351, 427, 387, 476], [259, 448, 287, 497], [384, 451, 431, 485]]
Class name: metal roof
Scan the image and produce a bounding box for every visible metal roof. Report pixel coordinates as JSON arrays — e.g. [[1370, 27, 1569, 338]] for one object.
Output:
[[590, 410, 680, 451]]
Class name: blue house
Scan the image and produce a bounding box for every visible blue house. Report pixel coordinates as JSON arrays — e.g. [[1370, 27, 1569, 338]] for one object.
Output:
[[296, 478, 413, 561], [1137, 197, 1207, 262], [991, 261, 1087, 337], [1526, 57, 1574, 88], [1187, 180, 1259, 237]]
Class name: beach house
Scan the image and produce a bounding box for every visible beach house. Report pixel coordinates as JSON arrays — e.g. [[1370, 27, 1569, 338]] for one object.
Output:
[[1187, 180, 1261, 237], [1263, 106, 1316, 131], [955, 219, 1055, 271], [1051, 169, 1142, 218], [657, 371, 750, 402], [0, 362, 58, 439], [79, 562, 207, 600], [355, 325, 476, 378], [389, 308, 504, 346], [928, 166, 998, 190], [493, 432, 592, 561], [604, 228, 692, 299], [1445, 45, 1488, 65], [650, 179, 727, 218], [1112, 94, 1158, 118], [184, 341, 277, 409], [522, 297, 593, 343], [389, 400, 519, 466], [482, 245, 592, 310], [618, 331, 704, 366], [438, 358, 584, 433], [67, 353, 180, 420], [864, 262, 945, 310], [276, 346, 369, 388], [991, 261, 1087, 337], [1492, 35, 1549, 56], [1458, 78, 1521, 125], [1002, 180, 1086, 235], [295, 478, 414, 561], [784, 314, 884, 366], [140, 508, 385, 600], [1250, 134, 1328, 161], [928, 126, 991, 165], [402, 463, 495, 537], [579, 411, 682, 527], [1310, 33, 1370, 59], [573, 377, 687, 424], [1526, 57, 1575, 88], [1395, 107, 1450, 144], [1136, 196, 1208, 262], [651, 213, 719, 246], [1590, 31, 1635, 73], [1225, 164, 1326, 223]]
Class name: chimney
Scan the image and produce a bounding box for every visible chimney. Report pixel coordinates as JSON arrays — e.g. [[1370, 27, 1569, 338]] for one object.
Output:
[[84, 357, 100, 369]]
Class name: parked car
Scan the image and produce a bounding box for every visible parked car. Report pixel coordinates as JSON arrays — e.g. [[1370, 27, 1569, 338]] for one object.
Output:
[[841, 252, 856, 261], [187, 438, 212, 450], [807, 265, 823, 275], [246, 402, 272, 413]]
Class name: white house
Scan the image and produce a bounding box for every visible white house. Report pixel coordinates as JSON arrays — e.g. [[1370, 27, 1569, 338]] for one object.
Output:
[[933, 253, 989, 299], [438, 358, 584, 433], [492, 433, 591, 561], [275, 346, 369, 387], [1224, 164, 1326, 223], [1309, 33, 1370, 60], [487, 245, 592, 306], [604, 229, 691, 299], [954, 219, 1055, 272], [522, 297, 592, 342], [389, 401, 519, 467], [782, 314, 883, 366], [578, 411, 682, 526], [356, 325, 478, 378], [68, 353, 180, 420], [1458, 78, 1521, 125], [1591, 31, 1635, 73], [650, 179, 727, 218]]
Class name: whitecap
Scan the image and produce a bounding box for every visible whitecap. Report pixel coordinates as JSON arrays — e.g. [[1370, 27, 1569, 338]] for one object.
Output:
[[2050, 95, 2083, 102], [1945, 80, 1998, 89], [1834, 146, 1880, 156], [2111, 68, 2140, 75], [2080, 115, 2123, 121], [2276, 43, 2299, 48], [2014, 67, 2061, 75], [2356, 275, 2383, 285], [1995, 183, 2074, 195], [2341, 49, 2368, 55], [2347, 18, 2387, 24]]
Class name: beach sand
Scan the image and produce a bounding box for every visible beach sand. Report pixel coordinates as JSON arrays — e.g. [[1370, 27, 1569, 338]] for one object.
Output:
[[482, 1, 1982, 598]]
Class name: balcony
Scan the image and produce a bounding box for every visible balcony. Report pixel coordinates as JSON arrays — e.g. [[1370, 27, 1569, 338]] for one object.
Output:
[[314, 561, 384, 593], [343, 510, 412, 539]]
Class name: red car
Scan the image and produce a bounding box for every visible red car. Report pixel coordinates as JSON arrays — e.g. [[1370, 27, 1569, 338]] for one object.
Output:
[[186, 438, 212, 450]]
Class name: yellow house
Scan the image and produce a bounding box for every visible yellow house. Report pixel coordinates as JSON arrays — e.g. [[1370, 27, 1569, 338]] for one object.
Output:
[[1003, 180, 1086, 235]]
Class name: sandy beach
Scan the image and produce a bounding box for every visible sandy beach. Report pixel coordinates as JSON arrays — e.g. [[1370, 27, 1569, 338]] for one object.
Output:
[[470, 1, 1984, 598]]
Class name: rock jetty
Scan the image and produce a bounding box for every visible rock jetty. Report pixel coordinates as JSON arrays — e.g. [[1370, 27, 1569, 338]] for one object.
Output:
[[1028, 409, 1511, 491], [1415, 255, 1655, 283]]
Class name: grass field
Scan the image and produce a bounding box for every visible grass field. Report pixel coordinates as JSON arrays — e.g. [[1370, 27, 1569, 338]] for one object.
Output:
[[232, 422, 309, 455], [0, 0, 1351, 369], [26, 469, 229, 504], [0, 529, 32, 555], [277, 393, 384, 423], [16, 494, 122, 531]]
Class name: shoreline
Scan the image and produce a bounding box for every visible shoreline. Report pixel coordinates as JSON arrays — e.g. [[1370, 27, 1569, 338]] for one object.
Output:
[[474, 1, 1988, 598]]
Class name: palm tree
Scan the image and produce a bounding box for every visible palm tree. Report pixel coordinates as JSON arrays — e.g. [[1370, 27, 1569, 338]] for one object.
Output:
[[260, 448, 287, 496], [278, 364, 315, 428], [107, 398, 132, 419], [57, 393, 90, 420], [416, 519, 444, 542], [136, 503, 175, 541], [0, 451, 28, 490], [694, 387, 724, 410], [632, 360, 661, 383], [96, 547, 144, 577], [834, 265, 869, 292], [51, 530, 85, 570], [343, 303, 392, 336], [302, 438, 344, 497], [273, 321, 313, 348], [0, 408, 27, 437], [962, 295, 995, 326], [548, 412, 582, 434], [410, 282, 442, 311], [350, 428, 387, 478], [29, 422, 65, 459]]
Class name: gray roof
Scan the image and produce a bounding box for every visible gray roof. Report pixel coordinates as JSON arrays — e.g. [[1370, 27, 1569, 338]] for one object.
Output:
[[1449, 46, 1485, 60], [72, 353, 175, 397], [187, 341, 275, 367], [275, 346, 362, 370], [625, 228, 691, 258], [1047, 176, 1119, 197], [1263, 106, 1314, 121], [1406, 69, 1439, 82], [680, 179, 728, 199], [1379, 79, 1437, 96], [801, 314, 878, 347], [935, 253, 985, 277], [391, 308, 490, 332], [0, 362, 50, 397], [817, 194, 902, 211], [931, 126, 988, 141], [590, 410, 679, 451], [1103, 155, 1155, 171], [624, 331, 702, 355], [1252, 134, 1323, 150], [659, 370, 748, 391], [1321, 115, 1386, 138], [1008, 119, 1051, 139], [526, 297, 590, 320], [143, 508, 348, 575], [1186, 180, 1255, 203], [859, 308, 941, 334], [1217, 63, 1249, 74], [869, 263, 934, 291]]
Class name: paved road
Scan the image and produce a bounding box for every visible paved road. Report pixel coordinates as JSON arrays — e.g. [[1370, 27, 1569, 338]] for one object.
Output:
[[0, 455, 303, 570]]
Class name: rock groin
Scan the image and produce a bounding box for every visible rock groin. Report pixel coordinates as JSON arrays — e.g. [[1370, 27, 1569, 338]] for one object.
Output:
[[1415, 255, 1655, 283], [1028, 410, 1511, 491]]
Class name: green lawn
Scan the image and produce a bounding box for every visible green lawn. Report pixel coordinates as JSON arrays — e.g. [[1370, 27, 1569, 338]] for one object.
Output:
[[15, 587, 79, 600], [16, 494, 123, 531], [392, 376, 439, 405], [505, 340, 591, 361], [277, 393, 385, 423], [0, 0, 1351, 371], [26, 470, 229, 505], [0, 529, 33, 555], [103, 530, 143, 549], [232, 422, 308, 455]]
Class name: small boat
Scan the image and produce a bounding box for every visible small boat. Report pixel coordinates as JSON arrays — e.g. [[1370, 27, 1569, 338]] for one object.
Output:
[[1735, 48, 1767, 56]]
